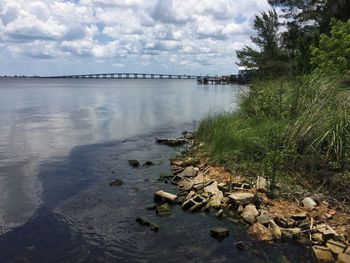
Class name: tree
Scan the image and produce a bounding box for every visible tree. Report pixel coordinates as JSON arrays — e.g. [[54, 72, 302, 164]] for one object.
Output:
[[311, 19, 350, 74], [236, 9, 291, 77]]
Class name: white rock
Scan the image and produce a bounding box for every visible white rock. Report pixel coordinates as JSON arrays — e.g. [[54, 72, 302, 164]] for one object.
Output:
[[302, 197, 317, 210]]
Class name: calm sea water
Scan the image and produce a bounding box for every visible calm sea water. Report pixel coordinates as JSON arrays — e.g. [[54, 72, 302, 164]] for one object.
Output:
[[0, 78, 311, 262]]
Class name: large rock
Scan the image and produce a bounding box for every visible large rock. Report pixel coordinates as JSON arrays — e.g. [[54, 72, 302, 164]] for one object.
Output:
[[257, 213, 274, 225], [337, 253, 350, 263], [302, 197, 317, 210], [312, 246, 334, 263], [326, 239, 347, 254], [204, 181, 224, 207], [268, 220, 282, 238], [248, 223, 273, 241], [242, 204, 259, 224], [177, 177, 194, 191], [193, 172, 205, 185], [228, 192, 257, 206], [256, 176, 268, 192], [210, 227, 230, 240]]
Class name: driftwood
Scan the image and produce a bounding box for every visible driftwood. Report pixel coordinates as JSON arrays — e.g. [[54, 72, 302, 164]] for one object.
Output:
[[155, 137, 188, 146]]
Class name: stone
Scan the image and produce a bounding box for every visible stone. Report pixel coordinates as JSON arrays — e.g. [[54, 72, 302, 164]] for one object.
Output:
[[281, 227, 302, 237], [143, 161, 155, 166], [154, 190, 177, 202], [316, 224, 338, 240], [345, 247, 350, 255], [193, 172, 205, 185], [238, 205, 244, 213], [242, 204, 259, 225], [228, 192, 257, 206], [128, 159, 140, 167], [177, 166, 198, 178], [156, 203, 172, 216], [268, 220, 282, 238], [248, 223, 273, 241], [109, 179, 123, 186], [326, 239, 347, 254], [302, 197, 317, 210], [177, 177, 194, 191], [337, 253, 350, 263], [256, 176, 268, 192], [204, 181, 224, 207], [291, 212, 307, 220], [210, 227, 230, 240], [275, 217, 296, 228], [312, 246, 334, 262], [257, 214, 274, 225], [136, 217, 159, 232], [312, 233, 324, 243]]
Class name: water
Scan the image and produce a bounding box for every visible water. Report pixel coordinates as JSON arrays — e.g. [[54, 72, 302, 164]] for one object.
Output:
[[0, 78, 311, 262]]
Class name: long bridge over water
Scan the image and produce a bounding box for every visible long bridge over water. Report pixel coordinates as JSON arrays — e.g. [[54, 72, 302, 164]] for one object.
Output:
[[24, 72, 251, 84]]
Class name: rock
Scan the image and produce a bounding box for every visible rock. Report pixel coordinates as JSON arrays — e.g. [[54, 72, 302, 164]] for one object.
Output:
[[281, 227, 302, 237], [256, 176, 268, 192], [248, 223, 273, 241], [228, 192, 257, 206], [128, 159, 140, 167], [345, 247, 350, 255], [337, 253, 350, 263], [154, 190, 177, 202], [156, 203, 172, 216], [312, 233, 324, 243], [242, 204, 259, 225], [326, 239, 347, 254], [136, 217, 159, 232], [275, 217, 296, 228], [204, 181, 224, 207], [238, 205, 244, 213], [257, 214, 274, 225], [171, 160, 184, 166], [143, 161, 155, 166], [177, 166, 198, 178], [316, 224, 338, 240], [210, 227, 230, 240], [177, 177, 194, 191], [312, 246, 334, 262], [193, 172, 205, 185], [268, 220, 282, 238], [109, 179, 123, 186], [291, 212, 307, 220], [302, 197, 317, 210], [156, 137, 187, 146]]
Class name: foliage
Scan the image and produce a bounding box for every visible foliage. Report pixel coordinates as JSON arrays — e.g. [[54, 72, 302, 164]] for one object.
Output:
[[236, 10, 292, 77], [311, 19, 350, 74]]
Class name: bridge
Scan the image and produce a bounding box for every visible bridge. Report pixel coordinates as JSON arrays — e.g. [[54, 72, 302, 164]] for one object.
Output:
[[42, 72, 250, 84]]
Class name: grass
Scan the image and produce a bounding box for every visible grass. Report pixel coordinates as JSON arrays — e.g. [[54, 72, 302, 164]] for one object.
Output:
[[196, 72, 350, 196]]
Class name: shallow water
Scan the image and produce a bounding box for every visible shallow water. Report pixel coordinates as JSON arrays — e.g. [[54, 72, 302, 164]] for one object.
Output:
[[0, 78, 311, 262]]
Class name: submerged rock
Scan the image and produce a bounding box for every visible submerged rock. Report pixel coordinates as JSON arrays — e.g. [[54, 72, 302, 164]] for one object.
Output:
[[136, 217, 159, 232], [156, 203, 172, 216], [143, 161, 155, 166], [128, 159, 140, 167], [109, 178, 123, 186], [312, 246, 334, 262], [210, 227, 230, 240]]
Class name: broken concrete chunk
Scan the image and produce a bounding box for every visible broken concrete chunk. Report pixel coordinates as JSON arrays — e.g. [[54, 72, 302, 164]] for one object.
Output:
[[302, 197, 317, 210], [193, 172, 205, 185], [156, 203, 172, 216], [182, 194, 207, 212], [210, 227, 230, 240], [242, 204, 259, 225], [268, 220, 282, 238], [228, 192, 257, 206], [177, 166, 198, 178], [337, 253, 350, 263], [136, 217, 159, 232], [312, 246, 334, 263], [316, 224, 338, 240], [154, 190, 177, 202], [177, 177, 194, 191], [256, 176, 268, 193], [326, 239, 347, 254]]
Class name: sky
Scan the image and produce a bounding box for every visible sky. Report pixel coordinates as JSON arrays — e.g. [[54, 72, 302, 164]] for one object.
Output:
[[0, 0, 271, 76]]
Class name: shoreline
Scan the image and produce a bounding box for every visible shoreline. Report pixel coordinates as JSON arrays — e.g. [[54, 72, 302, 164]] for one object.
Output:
[[151, 132, 350, 263]]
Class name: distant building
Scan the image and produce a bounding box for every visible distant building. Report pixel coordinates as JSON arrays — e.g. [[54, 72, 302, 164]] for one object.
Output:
[[238, 66, 257, 77]]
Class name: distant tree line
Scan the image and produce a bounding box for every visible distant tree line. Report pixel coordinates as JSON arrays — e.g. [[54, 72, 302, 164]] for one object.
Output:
[[236, 0, 350, 77]]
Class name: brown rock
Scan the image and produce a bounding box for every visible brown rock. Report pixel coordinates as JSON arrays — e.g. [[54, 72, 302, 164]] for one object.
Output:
[[268, 220, 282, 238], [312, 246, 334, 262], [241, 204, 259, 224], [337, 253, 350, 263], [248, 223, 273, 241], [326, 239, 347, 254], [228, 192, 257, 206]]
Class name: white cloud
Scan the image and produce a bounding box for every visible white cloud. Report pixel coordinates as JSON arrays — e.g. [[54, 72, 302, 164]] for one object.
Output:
[[0, 0, 271, 75]]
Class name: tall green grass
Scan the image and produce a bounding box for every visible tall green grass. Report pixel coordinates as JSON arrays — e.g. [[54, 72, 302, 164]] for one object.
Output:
[[197, 72, 350, 190]]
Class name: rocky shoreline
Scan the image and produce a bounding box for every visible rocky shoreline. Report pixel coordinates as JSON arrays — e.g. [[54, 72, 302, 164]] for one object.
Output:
[[136, 132, 350, 263]]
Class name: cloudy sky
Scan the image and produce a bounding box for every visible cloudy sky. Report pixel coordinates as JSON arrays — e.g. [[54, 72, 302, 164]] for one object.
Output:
[[0, 0, 270, 76]]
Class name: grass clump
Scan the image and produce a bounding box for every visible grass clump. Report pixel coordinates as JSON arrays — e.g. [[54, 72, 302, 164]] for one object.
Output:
[[197, 72, 350, 196]]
